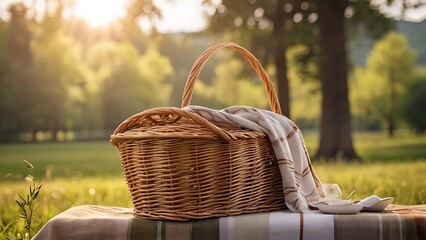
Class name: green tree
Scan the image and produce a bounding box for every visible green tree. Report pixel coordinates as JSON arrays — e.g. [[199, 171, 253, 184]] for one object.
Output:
[[0, 4, 35, 141], [353, 31, 416, 137], [287, 45, 321, 128], [194, 56, 269, 109], [350, 67, 383, 131], [87, 41, 173, 130], [0, 1, 86, 142], [31, 31, 85, 140], [400, 69, 426, 133], [28, 0, 88, 141], [0, 20, 10, 141]]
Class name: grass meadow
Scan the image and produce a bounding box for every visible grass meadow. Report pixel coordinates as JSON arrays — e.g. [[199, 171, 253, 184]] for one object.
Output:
[[1, 131, 425, 239]]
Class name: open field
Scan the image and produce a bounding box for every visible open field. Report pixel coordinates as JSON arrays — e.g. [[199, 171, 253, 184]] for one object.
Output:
[[2, 131, 425, 180], [0, 142, 121, 180], [1, 131, 425, 238]]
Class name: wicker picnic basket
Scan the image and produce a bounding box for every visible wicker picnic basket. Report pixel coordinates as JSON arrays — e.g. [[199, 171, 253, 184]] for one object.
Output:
[[110, 42, 286, 221]]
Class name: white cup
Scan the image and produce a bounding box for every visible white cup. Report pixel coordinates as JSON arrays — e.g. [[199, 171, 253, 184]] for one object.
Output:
[[321, 183, 342, 199]]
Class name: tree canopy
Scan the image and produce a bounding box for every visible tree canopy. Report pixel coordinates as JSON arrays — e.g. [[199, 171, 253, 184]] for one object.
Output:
[[351, 31, 416, 136]]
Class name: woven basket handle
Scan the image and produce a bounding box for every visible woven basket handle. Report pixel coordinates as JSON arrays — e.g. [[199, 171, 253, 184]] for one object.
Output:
[[113, 107, 235, 141], [181, 42, 282, 115]]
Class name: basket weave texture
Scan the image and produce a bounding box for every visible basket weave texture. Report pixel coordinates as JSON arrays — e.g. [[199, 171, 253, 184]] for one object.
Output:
[[111, 42, 287, 221]]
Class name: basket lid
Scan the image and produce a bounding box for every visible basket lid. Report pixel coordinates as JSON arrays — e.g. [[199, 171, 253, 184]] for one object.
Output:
[[110, 107, 266, 146]]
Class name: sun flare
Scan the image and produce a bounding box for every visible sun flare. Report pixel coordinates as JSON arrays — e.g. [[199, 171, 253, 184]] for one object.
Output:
[[74, 0, 125, 27], [72, 0, 214, 32]]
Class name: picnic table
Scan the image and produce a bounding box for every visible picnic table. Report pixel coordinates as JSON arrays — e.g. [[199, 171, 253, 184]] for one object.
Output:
[[33, 205, 425, 240]]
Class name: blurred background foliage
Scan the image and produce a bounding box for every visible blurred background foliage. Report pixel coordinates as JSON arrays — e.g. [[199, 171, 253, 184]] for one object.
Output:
[[0, 0, 425, 143]]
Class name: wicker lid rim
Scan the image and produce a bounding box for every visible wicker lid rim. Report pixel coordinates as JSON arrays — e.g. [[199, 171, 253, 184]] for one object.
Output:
[[112, 107, 236, 142]]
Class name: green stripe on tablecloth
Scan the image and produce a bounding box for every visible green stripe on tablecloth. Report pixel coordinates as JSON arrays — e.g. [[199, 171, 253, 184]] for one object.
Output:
[[130, 218, 158, 240], [191, 218, 220, 240], [401, 214, 418, 240], [130, 218, 218, 240]]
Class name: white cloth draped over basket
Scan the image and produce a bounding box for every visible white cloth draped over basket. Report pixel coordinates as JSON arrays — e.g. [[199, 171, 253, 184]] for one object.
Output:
[[185, 105, 323, 212]]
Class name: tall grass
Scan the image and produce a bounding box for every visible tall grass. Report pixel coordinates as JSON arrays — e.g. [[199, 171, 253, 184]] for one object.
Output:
[[314, 161, 425, 204], [0, 177, 132, 239]]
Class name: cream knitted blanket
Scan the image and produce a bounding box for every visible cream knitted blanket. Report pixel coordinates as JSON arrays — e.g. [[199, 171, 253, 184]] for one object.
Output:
[[185, 105, 322, 212]]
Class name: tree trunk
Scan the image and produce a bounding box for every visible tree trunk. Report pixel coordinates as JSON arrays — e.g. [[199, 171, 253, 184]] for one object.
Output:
[[32, 129, 37, 142], [272, 0, 290, 117], [388, 118, 395, 137], [52, 119, 58, 142], [388, 72, 396, 137], [314, 0, 359, 161], [274, 45, 290, 117]]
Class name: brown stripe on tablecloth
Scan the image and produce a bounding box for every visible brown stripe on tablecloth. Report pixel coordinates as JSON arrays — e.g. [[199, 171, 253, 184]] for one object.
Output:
[[334, 214, 380, 240], [191, 218, 219, 240], [414, 214, 425, 240], [399, 211, 426, 240], [379, 214, 402, 240], [130, 218, 158, 240], [165, 221, 191, 240], [234, 212, 269, 240]]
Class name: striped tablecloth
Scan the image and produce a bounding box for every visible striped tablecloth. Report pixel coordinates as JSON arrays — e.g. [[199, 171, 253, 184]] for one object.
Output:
[[33, 205, 426, 240]]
